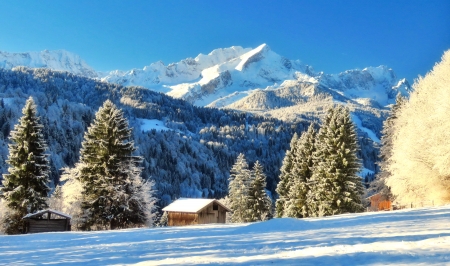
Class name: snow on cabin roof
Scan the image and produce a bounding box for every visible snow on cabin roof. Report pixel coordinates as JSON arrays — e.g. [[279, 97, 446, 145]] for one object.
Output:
[[162, 198, 231, 213], [23, 209, 72, 219]]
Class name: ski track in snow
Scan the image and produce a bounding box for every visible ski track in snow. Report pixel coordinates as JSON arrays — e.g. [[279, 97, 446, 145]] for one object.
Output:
[[1, 205, 450, 265]]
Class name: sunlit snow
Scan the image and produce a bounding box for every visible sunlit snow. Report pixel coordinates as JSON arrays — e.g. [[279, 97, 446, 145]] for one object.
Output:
[[137, 119, 169, 132], [1, 205, 450, 265], [351, 114, 381, 143]]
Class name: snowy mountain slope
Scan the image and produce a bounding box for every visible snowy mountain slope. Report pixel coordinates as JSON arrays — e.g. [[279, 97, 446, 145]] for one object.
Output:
[[0, 50, 98, 78], [1, 204, 450, 265], [100, 45, 252, 93], [101, 44, 315, 106], [99, 44, 410, 110]]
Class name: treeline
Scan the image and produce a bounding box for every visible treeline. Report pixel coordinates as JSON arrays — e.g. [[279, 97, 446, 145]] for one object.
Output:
[[0, 67, 309, 206]]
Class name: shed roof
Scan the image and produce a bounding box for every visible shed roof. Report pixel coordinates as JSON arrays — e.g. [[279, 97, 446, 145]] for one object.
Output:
[[23, 209, 72, 220], [366, 192, 382, 200], [162, 198, 231, 213]]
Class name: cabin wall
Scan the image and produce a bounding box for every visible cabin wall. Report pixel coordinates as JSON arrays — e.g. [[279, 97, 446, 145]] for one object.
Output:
[[27, 219, 70, 233], [168, 212, 198, 226], [197, 204, 227, 224]]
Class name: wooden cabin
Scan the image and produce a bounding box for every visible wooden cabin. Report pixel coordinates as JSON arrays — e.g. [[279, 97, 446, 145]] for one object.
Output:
[[23, 209, 72, 234], [367, 193, 392, 211], [162, 198, 231, 226]]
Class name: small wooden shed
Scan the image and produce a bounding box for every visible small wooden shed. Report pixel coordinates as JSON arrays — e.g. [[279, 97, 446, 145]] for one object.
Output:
[[367, 193, 392, 211], [23, 209, 72, 234], [162, 198, 231, 226]]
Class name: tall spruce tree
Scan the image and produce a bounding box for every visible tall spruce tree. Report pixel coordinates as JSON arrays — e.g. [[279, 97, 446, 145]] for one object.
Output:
[[275, 133, 298, 217], [0, 97, 50, 234], [308, 106, 364, 217], [228, 153, 252, 223], [248, 161, 272, 221], [285, 123, 317, 218], [77, 100, 154, 230]]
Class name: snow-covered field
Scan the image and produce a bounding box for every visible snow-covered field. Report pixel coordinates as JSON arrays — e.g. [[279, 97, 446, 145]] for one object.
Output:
[[1, 205, 450, 265]]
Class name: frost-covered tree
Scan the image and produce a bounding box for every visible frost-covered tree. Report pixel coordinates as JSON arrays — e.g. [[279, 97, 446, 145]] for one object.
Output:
[[308, 106, 364, 217], [48, 185, 63, 211], [228, 153, 252, 223], [275, 133, 298, 217], [285, 123, 317, 218], [387, 50, 450, 205], [248, 161, 272, 221], [76, 100, 155, 230], [0, 97, 50, 234], [59, 167, 84, 230], [371, 94, 406, 200]]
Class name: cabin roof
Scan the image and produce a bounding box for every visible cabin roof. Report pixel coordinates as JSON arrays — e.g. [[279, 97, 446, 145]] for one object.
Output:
[[162, 198, 231, 213], [23, 209, 72, 220], [366, 192, 382, 199]]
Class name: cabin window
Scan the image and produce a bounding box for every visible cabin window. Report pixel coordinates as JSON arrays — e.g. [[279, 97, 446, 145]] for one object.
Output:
[[213, 204, 218, 211]]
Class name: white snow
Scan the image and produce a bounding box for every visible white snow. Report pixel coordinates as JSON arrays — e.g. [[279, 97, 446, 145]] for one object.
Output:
[[162, 198, 230, 213], [351, 114, 381, 143], [1, 205, 450, 265], [23, 209, 72, 219], [137, 119, 169, 132], [235, 43, 267, 71]]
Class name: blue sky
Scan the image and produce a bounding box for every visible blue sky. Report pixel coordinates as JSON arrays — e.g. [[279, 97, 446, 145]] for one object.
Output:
[[0, 0, 449, 82]]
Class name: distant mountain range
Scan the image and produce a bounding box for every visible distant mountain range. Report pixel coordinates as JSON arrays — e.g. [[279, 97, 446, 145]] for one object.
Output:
[[0, 45, 412, 178], [0, 50, 98, 78], [0, 44, 410, 108]]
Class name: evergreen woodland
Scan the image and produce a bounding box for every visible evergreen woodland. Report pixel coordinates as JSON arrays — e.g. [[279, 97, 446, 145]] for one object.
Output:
[[228, 154, 271, 223], [0, 67, 313, 208], [0, 66, 387, 232], [277, 106, 364, 218]]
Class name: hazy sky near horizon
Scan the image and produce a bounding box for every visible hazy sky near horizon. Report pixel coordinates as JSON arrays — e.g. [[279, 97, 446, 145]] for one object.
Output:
[[0, 0, 449, 82]]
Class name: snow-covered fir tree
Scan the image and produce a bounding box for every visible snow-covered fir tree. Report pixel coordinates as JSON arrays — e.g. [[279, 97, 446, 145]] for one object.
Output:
[[285, 123, 317, 218], [275, 133, 298, 217], [0, 97, 50, 234], [248, 161, 272, 221], [308, 106, 364, 217], [76, 100, 156, 230], [228, 153, 252, 223]]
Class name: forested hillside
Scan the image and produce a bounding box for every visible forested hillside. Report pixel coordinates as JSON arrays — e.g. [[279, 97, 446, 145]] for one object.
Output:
[[0, 67, 313, 207]]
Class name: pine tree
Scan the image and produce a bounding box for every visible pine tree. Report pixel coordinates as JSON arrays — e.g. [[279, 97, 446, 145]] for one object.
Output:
[[308, 106, 364, 217], [77, 100, 155, 230], [248, 161, 272, 221], [228, 153, 252, 223], [285, 123, 317, 218], [0, 97, 50, 234], [275, 133, 298, 217]]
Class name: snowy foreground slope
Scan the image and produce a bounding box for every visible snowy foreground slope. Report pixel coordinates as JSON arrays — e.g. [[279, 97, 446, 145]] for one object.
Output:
[[1, 206, 450, 265]]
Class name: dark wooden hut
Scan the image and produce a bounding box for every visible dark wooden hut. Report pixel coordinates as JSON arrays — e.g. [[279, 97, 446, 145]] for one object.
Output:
[[162, 198, 231, 226], [23, 209, 71, 234]]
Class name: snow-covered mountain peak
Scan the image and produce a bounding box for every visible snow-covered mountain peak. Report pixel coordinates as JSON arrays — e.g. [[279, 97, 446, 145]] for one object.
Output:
[[195, 45, 251, 68], [0, 49, 98, 78]]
